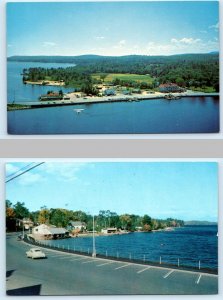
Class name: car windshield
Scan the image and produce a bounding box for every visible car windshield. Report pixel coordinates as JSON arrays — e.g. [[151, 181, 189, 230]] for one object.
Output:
[[34, 249, 41, 252]]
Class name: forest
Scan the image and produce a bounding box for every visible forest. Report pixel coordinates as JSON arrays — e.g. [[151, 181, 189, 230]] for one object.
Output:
[[6, 200, 184, 233], [15, 53, 219, 93]]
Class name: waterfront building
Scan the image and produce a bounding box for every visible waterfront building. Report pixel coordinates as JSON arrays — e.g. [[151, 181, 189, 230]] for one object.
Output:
[[159, 83, 182, 93], [32, 224, 69, 240], [68, 221, 87, 232], [101, 227, 117, 234]]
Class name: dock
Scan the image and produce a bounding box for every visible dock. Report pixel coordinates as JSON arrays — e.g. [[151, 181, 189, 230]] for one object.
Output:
[[7, 92, 219, 111]]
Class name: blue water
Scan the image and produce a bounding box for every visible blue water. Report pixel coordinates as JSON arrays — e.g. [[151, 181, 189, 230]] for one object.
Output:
[[42, 226, 218, 270], [7, 61, 75, 102], [7, 61, 219, 134]]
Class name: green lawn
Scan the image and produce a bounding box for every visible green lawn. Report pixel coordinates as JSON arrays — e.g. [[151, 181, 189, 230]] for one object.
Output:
[[92, 73, 154, 84]]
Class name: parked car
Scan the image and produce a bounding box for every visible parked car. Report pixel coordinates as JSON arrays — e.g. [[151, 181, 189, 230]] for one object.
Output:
[[26, 248, 46, 259]]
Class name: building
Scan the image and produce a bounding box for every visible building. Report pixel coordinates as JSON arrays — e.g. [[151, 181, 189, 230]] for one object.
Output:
[[22, 218, 34, 230], [68, 221, 87, 232], [32, 224, 69, 240], [101, 227, 117, 234], [103, 89, 116, 96], [159, 83, 182, 93]]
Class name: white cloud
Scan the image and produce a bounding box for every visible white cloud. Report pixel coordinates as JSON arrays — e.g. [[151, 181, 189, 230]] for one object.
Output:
[[42, 162, 94, 182], [6, 163, 20, 176], [209, 22, 219, 31], [42, 42, 57, 47], [171, 37, 202, 45], [19, 173, 45, 186], [145, 36, 219, 55], [113, 40, 126, 49], [95, 36, 105, 40]]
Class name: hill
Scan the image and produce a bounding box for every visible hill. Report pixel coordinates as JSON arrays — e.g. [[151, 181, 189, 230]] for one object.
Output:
[[184, 221, 218, 226]]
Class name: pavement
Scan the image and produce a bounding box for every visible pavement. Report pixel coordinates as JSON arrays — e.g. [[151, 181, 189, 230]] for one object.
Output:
[[6, 233, 218, 296]]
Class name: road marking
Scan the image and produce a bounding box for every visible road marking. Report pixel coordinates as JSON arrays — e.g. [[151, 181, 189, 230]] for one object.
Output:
[[50, 254, 70, 258], [115, 264, 130, 270], [163, 270, 174, 279], [57, 255, 74, 259], [196, 274, 202, 284], [97, 261, 115, 267], [70, 257, 89, 261], [82, 260, 97, 264], [137, 266, 151, 274]]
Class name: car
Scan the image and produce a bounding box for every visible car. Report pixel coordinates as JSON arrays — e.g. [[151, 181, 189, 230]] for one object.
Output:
[[26, 248, 46, 259]]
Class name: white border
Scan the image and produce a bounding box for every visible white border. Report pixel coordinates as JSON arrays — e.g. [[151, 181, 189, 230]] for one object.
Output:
[[0, 0, 222, 138], [0, 158, 222, 300]]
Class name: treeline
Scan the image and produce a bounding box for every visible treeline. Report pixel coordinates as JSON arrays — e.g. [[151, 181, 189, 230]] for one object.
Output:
[[23, 67, 98, 95], [6, 200, 184, 232], [20, 53, 219, 92]]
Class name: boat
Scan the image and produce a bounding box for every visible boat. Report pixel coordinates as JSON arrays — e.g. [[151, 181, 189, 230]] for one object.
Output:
[[74, 108, 84, 114]]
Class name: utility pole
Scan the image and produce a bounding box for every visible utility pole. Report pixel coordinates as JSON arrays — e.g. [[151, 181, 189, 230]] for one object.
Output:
[[92, 214, 96, 257]]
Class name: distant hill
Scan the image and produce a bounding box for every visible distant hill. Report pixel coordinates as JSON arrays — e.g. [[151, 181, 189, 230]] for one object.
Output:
[[7, 53, 219, 64], [184, 221, 218, 226]]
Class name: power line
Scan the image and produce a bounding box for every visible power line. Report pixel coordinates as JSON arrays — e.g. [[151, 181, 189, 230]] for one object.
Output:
[[6, 162, 36, 179], [6, 162, 45, 183]]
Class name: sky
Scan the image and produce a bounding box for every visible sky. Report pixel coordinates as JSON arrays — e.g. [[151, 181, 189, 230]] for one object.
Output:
[[5, 162, 218, 222], [7, 1, 219, 56]]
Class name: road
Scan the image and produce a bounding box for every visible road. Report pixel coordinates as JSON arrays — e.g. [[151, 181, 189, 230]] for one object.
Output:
[[6, 233, 218, 296]]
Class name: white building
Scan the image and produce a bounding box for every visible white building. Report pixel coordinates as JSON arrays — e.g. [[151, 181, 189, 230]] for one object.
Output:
[[101, 227, 117, 234], [32, 224, 69, 240]]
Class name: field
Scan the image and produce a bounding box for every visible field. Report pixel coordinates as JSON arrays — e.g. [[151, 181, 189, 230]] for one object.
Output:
[[92, 73, 154, 84]]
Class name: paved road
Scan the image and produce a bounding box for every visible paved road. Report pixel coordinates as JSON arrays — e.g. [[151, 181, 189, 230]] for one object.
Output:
[[6, 233, 218, 295]]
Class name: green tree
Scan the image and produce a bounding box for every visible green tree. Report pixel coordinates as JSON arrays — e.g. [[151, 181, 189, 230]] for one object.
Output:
[[13, 202, 29, 219]]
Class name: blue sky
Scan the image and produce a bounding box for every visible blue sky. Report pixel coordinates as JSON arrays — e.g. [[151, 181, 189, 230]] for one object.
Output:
[[5, 162, 218, 222], [7, 1, 219, 56]]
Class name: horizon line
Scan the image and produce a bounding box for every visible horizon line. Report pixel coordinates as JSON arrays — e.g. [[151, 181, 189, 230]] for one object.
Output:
[[7, 52, 219, 59]]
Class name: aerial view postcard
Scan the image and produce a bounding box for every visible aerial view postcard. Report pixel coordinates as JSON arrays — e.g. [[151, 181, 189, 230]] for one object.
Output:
[[6, 161, 218, 295], [7, 1, 219, 134]]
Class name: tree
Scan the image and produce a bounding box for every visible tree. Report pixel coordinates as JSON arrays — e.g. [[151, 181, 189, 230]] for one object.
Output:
[[142, 214, 152, 231], [13, 202, 29, 219], [38, 207, 50, 224], [100, 74, 107, 83]]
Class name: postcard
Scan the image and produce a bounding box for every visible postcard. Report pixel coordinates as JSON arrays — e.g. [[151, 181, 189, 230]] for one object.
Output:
[[6, 161, 218, 295], [7, 1, 219, 134]]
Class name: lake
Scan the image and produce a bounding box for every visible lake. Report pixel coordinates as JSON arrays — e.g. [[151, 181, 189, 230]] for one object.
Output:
[[7, 61, 219, 134], [41, 226, 218, 271]]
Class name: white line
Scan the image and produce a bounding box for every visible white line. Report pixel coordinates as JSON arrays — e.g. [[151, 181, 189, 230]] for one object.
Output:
[[70, 257, 89, 261], [115, 264, 130, 270], [58, 255, 71, 259], [82, 260, 97, 264], [137, 266, 151, 274], [163, 270, 174, 279], [196, 274, 202, 284], [97, 261, 115, 267]]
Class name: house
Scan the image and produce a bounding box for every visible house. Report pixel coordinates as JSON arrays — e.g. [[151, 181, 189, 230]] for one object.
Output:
[[32, 224, 69, 240], [159, 83, 182, 93], [22, 218, 34, 230], [101, 227, 117, 234], [103, 89, 116, 96], [68, 221, 87, 231], [39, 92, 63, 101]]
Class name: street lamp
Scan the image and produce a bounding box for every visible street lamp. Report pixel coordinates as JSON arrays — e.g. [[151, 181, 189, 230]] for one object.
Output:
[[92, 214, 96, 257]]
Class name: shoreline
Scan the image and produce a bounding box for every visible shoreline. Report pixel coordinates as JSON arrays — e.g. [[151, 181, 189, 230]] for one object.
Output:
[[7, 91, 219, 111]]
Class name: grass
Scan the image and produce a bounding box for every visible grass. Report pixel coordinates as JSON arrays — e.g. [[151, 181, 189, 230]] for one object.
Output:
[[92, 73, 154, 84], [190, 86, 216, 93]]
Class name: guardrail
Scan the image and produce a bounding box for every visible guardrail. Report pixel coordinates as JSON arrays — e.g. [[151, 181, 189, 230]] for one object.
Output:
[[23, 235, 217, 275]]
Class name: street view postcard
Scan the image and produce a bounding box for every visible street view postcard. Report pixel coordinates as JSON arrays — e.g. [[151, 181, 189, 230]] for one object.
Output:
[[7, 1, 219, 134], [6, 162, 218, 295]]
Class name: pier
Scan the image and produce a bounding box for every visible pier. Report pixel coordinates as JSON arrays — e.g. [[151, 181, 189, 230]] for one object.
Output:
[[7, 92, 219, 111]]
